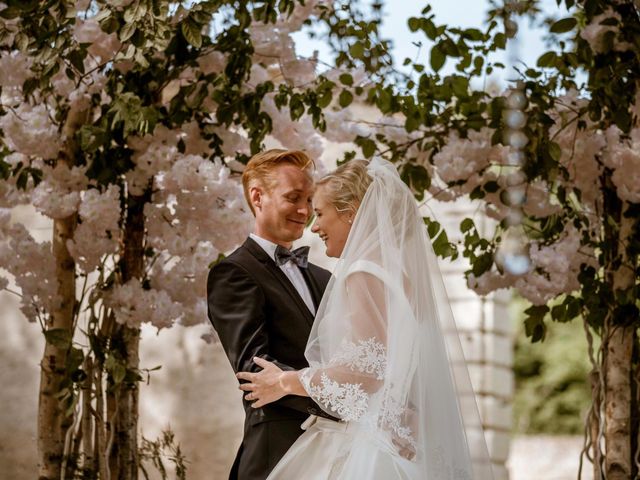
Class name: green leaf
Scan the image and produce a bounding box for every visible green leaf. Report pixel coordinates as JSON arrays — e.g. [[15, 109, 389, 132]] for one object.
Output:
[[360, 138, 376, 158], [44, 328, 72, 349], [430, 44, 445, 72], [472, 252, 493, 276], [338, 89, 353, 108], [349, 41, 365, 60], [484, 180, 499, 193], [0, 6, 20, 19], [78, 126, 108, 153], [68, 49, 86, 75], [524, 316, 546, 342], [549, 142, 561, 162], [460, 218, 475, 233], [550, 17, 577, 34], [338, 73, 353, 86], [469, 185, 485, 200], [182, 18, 202, 48], [123, 1, 148, 23], [105, 356, 126, 385], [537, 51, 557, 68], [408, 17, 420, 32], [424, 217, 441, 239], [432, 230, 456, 258], [377, 89, 392, 113], [119, 22, 136, 42]]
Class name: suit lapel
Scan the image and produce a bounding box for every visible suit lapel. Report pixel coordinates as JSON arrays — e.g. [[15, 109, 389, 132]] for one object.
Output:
[[301, 266, 323, 311], [242, 237, 315, 326]]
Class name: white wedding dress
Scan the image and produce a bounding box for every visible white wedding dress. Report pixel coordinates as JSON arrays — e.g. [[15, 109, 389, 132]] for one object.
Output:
[[267, 158, 494, 480]]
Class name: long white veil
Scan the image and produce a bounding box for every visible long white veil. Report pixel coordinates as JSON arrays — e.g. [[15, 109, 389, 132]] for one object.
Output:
[[300, 158, 494, 479]]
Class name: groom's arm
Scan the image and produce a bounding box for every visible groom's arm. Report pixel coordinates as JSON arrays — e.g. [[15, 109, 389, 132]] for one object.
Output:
[[207, 259, 317, 415]]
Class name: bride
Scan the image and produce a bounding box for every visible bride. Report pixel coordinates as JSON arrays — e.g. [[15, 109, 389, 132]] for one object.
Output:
[[237, 158, 494, 479]]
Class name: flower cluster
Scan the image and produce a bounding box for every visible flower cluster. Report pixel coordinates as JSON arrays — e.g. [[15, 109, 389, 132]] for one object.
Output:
[[142, 154, 252, 328], [67, 185, 121, 272], [468, 224, 593, 305], [0, 103, 62, 159], [104, 278, 182, 329], [0, 208, 61, 321], [580, 9, 632, 54], [31, 163, 89, 219], [602, 126, 640, 204]]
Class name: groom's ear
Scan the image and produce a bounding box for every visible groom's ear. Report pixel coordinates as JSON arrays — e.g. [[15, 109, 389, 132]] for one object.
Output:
[[249, 186, 262, 212]]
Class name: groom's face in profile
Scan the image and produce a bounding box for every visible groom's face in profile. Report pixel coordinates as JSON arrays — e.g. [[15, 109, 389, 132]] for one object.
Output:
[[251, 163, 314, 248]]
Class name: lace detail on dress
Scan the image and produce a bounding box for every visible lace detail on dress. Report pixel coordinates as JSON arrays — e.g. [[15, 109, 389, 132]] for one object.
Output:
[[306, 372, 369, 421], [304, 337, 386, 422], [331, 337, 387, 380], [379, 396, 416, 449]]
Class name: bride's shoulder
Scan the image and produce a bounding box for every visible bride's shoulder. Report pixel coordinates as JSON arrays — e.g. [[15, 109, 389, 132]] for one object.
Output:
[[345, 259, 385, 277]]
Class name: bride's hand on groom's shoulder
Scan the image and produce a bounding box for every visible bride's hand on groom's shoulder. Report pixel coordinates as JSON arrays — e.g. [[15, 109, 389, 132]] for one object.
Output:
[[236, 357, 287, 408]]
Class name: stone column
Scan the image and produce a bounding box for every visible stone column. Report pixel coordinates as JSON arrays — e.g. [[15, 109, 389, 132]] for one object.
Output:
[[431, 199, 513, 480]]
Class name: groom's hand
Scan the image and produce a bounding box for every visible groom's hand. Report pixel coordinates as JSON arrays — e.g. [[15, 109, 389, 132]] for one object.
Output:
[[236, 357, 287, 409]]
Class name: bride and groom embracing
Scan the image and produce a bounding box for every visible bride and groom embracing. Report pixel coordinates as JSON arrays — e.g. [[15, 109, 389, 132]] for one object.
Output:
[[207, 150, 494, 480]]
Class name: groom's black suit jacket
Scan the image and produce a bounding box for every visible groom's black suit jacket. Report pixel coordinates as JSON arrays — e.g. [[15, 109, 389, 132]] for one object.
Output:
[[207, 237, 334, 480]]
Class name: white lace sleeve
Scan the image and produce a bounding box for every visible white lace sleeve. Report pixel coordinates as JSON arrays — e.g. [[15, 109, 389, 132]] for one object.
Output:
[[300, 270, 388, 422]]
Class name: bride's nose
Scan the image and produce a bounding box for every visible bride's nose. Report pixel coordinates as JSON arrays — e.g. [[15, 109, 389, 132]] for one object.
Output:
[[311, 220, 320, 233]]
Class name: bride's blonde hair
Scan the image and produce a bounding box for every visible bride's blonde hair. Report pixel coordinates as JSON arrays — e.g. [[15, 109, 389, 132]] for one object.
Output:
[[316, 160, 372, 216]]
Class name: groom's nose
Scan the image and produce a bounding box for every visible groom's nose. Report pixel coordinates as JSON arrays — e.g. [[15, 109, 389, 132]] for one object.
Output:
[[297, 204, 311, 219]]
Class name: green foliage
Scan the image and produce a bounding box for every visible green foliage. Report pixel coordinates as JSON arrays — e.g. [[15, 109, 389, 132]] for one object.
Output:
[[513, 298, 593, 434], [139, 429, 187, 480], [319, 0, 640, 347]]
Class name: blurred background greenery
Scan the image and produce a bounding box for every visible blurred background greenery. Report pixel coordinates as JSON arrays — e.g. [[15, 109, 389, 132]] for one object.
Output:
[[512, 297, 593, 435]]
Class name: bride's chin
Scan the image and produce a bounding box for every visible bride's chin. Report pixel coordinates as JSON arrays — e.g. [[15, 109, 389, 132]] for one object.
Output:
[[324, 246, 337, 258]]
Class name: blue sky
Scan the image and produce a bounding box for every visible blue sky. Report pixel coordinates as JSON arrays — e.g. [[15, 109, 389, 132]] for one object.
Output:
[[294, 0, 568, 88]]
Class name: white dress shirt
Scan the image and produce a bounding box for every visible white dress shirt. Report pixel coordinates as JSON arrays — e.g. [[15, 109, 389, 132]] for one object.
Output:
[[249, 233, 316, 314]]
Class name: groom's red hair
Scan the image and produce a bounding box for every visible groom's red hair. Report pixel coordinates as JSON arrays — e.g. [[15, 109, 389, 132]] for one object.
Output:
[[242, 149, 316, 215]]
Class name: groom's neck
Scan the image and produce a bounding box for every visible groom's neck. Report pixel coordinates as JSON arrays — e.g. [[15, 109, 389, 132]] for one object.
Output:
[[252, 229, 293, 250]]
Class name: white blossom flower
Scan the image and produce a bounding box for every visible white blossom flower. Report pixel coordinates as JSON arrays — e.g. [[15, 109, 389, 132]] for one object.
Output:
[[0, 50, 31, 89], [580, 9, 632, 53], [0, 103, 62, 159], [66, 185, 121, 272], [433, 129, 500, 192], [75, 0, 91, 11], [74, 18, 122, 62], [105, 278, 182, 329], [261, 94, 324, 160], [523, 179, 561, 218], [31, 164, 89, 219], [126, 126, 181, 195], [516, 224, 591, 305], [197, 51, 226, 76], [0, 209, 61, 321], [602, 126, 640, 203]]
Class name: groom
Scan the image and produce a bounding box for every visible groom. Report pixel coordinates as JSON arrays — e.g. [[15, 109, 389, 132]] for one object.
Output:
[[207, 149, 335, 480]]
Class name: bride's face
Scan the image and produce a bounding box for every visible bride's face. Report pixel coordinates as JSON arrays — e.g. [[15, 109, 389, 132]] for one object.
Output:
[[311, 186, 353, 258]]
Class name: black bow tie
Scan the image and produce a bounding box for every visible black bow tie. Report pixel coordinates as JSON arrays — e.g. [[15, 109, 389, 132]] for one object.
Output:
[[274, 245, 310, 268]]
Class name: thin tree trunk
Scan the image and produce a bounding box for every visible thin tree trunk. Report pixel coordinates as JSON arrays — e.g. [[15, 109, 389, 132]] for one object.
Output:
[[604, 324, 634, 479], [38, 213, 77, 480], [82, 356, 94, 474], [604, 202, 636, 479], [37, 106, 88, 480], [107, 192, 147, 480]]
